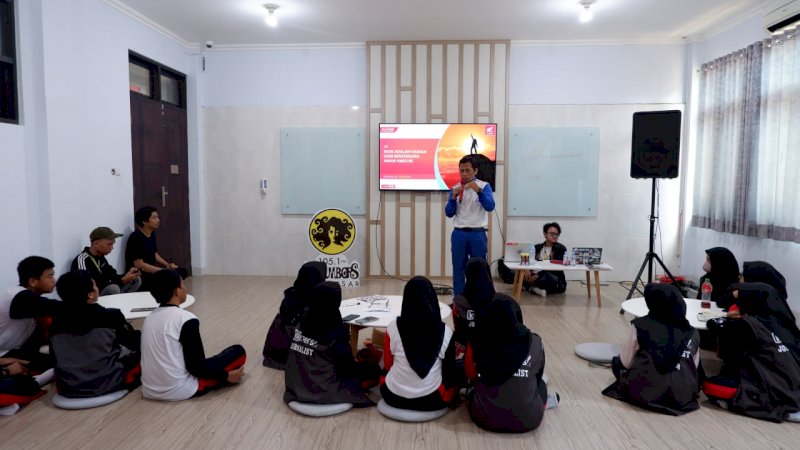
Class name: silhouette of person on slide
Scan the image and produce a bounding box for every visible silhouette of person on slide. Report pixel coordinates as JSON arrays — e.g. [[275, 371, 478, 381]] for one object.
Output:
[[469, 135, 478, 155]]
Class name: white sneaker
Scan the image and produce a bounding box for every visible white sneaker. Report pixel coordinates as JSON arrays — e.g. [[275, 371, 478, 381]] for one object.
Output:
[[0, 404, 20, 416], [545, 392, 560, 410], [531, 287, 547, 297]]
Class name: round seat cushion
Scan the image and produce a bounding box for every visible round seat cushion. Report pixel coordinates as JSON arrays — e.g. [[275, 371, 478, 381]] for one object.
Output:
[[377, 399, 447, 422], [574, 342, 621, 364], [52, 390, 128, 410], [287, 401, 353, 417]]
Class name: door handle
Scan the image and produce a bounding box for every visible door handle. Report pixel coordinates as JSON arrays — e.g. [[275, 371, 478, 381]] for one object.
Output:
[[161, 185, 168, 208]]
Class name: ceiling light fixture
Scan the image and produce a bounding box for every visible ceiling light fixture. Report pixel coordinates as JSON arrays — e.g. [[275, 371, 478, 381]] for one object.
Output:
[[579, 0, 596, 23], [264, 4, 279, 27]]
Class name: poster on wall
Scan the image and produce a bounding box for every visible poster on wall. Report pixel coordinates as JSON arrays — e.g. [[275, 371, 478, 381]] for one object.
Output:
[[308, 208, 360, 288]]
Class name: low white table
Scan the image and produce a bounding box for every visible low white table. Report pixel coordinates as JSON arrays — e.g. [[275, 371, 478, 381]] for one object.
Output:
[[340, 295, 452, 354], [97, 292, 196, 320], [620, 297, 725, 330], [505, 261, 614, 307]]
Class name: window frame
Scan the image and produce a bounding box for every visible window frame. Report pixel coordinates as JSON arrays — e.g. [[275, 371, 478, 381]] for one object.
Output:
[[128, 51, 186, 109], [0, 0, 19, 124]]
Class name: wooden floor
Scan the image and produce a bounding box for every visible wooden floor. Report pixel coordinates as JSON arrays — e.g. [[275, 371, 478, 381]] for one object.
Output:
[[2, 276, 799, 449]]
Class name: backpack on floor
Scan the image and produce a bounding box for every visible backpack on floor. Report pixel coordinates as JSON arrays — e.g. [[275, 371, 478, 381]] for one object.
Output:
[[497, 258, 515, 284]]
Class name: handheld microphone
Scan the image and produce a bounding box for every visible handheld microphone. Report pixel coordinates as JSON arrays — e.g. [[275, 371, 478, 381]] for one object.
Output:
[[458, 182, 466, 203]]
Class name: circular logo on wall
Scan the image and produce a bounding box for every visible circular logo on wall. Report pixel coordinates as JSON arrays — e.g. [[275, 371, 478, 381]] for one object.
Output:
[[308, 209, 356, 255]]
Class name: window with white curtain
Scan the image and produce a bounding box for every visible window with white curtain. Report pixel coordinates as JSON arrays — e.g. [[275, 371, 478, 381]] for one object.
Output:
[[692, 30, 800, 244]]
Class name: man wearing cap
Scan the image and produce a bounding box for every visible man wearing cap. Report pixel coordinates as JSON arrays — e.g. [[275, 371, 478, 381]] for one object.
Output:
[[71, 227, 141, 296]]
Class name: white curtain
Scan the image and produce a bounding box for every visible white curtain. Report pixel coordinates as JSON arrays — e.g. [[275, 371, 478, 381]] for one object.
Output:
[[754, 31, 800, 242], [693, 30, 800, 244], [692, 43, 761, 235]]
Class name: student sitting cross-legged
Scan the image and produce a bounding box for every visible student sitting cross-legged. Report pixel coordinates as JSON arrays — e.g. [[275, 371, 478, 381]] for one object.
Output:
[[141, 270, 245, 401], [603, 283, 700, 416], [381, 276, 458, 411], [283, 281, 375, 407], [465, 293, 557, 433], [263, 261, 327, 370], [50, 271, 142, 398]]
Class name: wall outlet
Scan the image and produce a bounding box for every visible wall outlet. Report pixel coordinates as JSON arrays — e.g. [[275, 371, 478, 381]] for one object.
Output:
[[111, 168, 121, 176]]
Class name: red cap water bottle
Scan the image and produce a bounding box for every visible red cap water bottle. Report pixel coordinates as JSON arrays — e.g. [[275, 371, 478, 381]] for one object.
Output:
[[701, 280, 712, 301]]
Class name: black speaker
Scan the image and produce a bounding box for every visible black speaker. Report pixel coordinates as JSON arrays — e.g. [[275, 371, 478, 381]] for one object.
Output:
[[630, 110, 682, 179]]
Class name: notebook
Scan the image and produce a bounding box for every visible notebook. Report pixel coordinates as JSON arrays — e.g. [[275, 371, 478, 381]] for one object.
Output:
[[571, 247, 603, 265], [503, 241, 536, 263]]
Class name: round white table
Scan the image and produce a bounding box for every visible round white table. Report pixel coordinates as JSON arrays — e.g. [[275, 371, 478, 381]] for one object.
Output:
[[97, 291, 196, 320], [340, 295, 452, 353], [620, 297, 725, 330]]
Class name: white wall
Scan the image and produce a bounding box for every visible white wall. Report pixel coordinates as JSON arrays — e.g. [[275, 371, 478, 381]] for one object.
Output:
[[0, 0, 196, 288], [680, 15, 800, 311], [510, 44, 686, 104]]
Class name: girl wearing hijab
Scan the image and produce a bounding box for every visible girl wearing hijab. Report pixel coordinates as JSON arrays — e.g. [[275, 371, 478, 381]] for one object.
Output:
[[603, 283, 700, 415], [453, 258, 495, 359], [465, 293, 556, 433], [283, 282, 374, 407], [741, 261, 791, 320], [703, 282, 800, 422], [697, 247, 740, 309], [263, 261, 326, 369], [381, 276, 457, 411]]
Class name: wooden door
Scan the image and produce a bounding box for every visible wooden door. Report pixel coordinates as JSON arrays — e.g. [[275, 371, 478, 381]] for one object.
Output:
[[130, 92, 192, 274]]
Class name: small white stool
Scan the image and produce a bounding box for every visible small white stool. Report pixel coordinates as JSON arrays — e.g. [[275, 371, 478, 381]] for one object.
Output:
[[52, 390, 128, 410], [574, 342, 621, 364], [377, 399, 447, 422], [287, 401, 353, 417]]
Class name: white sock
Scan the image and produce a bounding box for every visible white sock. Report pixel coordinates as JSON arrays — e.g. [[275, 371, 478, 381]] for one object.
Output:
[[787, 411, 800, 422], [541, 373, 549, 385], [0, 404, 20, 416], [34, 368, 55, 386], [545, 392, 560, 410]]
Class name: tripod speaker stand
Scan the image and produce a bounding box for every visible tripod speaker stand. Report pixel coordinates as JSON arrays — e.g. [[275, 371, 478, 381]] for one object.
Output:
[[622, 110, 685, 312], [624, 179, 683, 304]]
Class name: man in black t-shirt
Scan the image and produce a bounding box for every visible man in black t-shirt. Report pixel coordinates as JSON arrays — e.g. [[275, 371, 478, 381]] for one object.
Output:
[[125, 206, 187, 292]]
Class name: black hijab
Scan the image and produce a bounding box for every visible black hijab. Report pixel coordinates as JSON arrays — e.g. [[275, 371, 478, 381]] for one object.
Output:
[[463, 257, 495, 312], [298, 281, 346, 343], [281, 261, 327, 323], [705, 247, 740, 300], [632, 284, 695, 374], [736, 282, 800, 363], [396, 276, 445, 379], [742, 261, 788, 300], [474, 293, 532, 386]]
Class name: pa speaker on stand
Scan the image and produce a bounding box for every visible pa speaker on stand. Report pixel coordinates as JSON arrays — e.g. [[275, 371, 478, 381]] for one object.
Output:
[[624, 110, 686, 307]]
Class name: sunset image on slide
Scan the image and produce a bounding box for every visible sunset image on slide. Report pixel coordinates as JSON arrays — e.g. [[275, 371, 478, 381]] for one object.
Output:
[[437, 124, 497, 188]]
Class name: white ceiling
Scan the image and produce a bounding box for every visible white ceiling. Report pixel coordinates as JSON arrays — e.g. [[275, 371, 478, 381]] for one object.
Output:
[[108, 0, 766, 47]]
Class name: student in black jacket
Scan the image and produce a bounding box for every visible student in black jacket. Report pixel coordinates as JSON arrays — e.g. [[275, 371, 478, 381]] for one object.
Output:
[[50, 271, 141, 397], [523, 222, 567, 297], [466, 293, 556, 433], [703, 283, 800, 422], [72, 226, 141, 296], [263, 261, 326, 369], [283, 282, 373, 407], [452, 257, 495, 361], [603, 284, 700, 416], [697, 247, 739, 309]]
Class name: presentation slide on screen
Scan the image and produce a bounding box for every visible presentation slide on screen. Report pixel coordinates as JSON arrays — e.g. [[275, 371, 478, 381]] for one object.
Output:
[[379, 124, 497, 191]]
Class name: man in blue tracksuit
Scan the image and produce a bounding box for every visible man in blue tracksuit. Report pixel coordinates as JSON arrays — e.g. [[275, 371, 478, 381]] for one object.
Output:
[[445, 155, 495, 295]]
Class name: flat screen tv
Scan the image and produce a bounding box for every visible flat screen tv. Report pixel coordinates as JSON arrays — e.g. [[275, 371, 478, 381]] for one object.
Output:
[[379, 123, 497, 191]]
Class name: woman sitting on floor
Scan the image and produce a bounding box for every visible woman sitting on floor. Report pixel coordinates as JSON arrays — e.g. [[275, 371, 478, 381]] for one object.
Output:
[[263, 261, 326, 369], [603, 283, 700, 415], [703, 282, 800, 422], [465, 293, 557, 433], [283, 282, 374, 408], [381, 276, 458, 411], [740, 261, 791, 320], [50, 270, 142, 398], [697, 247, 740, 309], [452, 257, 495, 364]]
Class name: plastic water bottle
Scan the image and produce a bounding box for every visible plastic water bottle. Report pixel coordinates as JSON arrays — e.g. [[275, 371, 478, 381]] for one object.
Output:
[[701, 280, 713, 301]]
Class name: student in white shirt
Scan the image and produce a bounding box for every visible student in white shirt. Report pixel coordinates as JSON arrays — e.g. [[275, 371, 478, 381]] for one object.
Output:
[[140, 270, 245, 401]]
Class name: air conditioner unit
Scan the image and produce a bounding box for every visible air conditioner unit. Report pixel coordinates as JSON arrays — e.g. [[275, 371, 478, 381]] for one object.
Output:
[[764, 0, 800, 34]]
